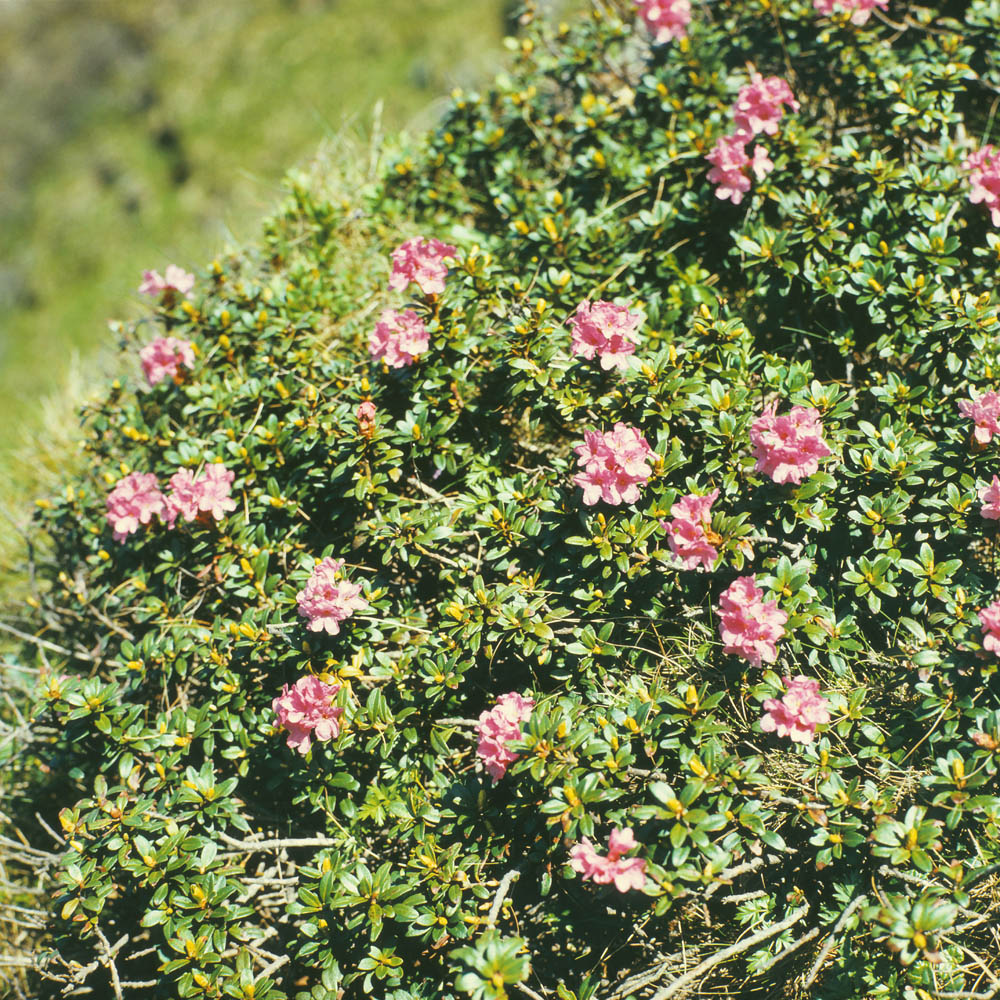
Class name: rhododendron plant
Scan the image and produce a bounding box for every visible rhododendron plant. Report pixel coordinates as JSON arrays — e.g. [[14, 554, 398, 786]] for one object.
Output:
[[139, 336, 195, 386], [980, 476, 1000, 519], [760, 676, 830, 744], [166, 464, 237, 524], [963, 145, 1000, 227], [138, 265, 195, 298], [812, 0, 888, 24], [958, 390, 1000, 446], [389, 236, 457, 296], [705, 134, 773, 204], [369, 308, 430, 368], [568, 299, 643, 369], [475, 692, 535, 780], [731, 72, 799, 138], [717, 576, 788, 667], [569, 828, 647, 892], [634, 0, 691, 43], [105, 472, 168, 542], [979, 600, 1000, 656], [573, 423, 654, 505], [296, 557, 369, 635], [272, 675, 343, 755], [750, 405, 832, 484], [663, 489, 720, 571]]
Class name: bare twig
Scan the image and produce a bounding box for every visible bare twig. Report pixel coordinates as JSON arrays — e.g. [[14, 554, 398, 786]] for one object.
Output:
[[217, 830, 339, 853], [488, 867, 522, 926], [803, 894, 869, 988]]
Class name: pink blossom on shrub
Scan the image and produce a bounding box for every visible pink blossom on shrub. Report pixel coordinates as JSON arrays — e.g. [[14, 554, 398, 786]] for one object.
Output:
[[812, 0, 888, 24], [980, 476, 1000, 519], [357, 401, 377, 436], [369, 308, 430, 368], [569, 300, 643, 370], [166, 464, 237, 524], [717, 575, 788, 667], [139, 336, 195, 386], [760, 675, 830, 743], [138, 265, 195, 298], [706, 135, 773, 204], [574, 423, 655, 506], [731, 73, 799, 138], [979, 599, 1000, 656], [634, 0, 692, 43], [664, 489, 720, 571], [389, 237, 457, 296], [272, 675, 343, 755], [569, 827, 647, 892], [962, 145, 1000, 226], [749, 405, 832, 484], [106, 472, 168, 542], [476, 692, 535, 780], [296, 557, 369, 636], [958, 390, 1000, 446]]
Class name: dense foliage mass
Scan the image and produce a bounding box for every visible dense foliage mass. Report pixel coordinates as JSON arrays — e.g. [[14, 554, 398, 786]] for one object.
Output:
[[5, 0, 1000, 997]]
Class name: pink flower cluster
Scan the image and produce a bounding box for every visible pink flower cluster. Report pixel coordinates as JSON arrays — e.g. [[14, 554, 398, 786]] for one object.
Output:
[[357, 401, 377, 436], [574, 423, 655, 506], [476, 692, 534, 780], [569, 828, 647, 893], [139, 336, 195, 387], [138, 265, 195, 299], [717, 576, 788, 667], [106, 463, 237, 542], [980, 476, 1000, 519], [389, 237, 457, 296], [369, 308, 429, 368], [958, 390, 1000, 447], [663, 489, 720, 571], [813, 0, 888, 24], [634, 0, 691, 43], [760, 675, 830, 744], [706, 135, 774, 205], [750, 405, 832, 484], [732, 73, 800, 138], [569, 300, 643, 370], [296, 557, 369, 636], [272, 675, 343, 755], [962, 145, 1000, 227], [979, 599, 1000, 656]]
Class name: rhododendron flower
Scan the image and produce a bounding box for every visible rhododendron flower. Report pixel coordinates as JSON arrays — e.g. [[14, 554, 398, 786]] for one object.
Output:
[[369, 308, 429, 368], [663, 489, 720, 570], [979, 599, 1000, 656], [569, 300, 643, 370], [706, 135, 773, 204], [750, 405, 832, 484], [731, 73, 799, 138], [980, 476, 1000, 519], [574, 423, 654, 506], [813, 0, 888, 24], [357, 401, 377, 436], [569, 827, 647, 893], [717, 576, 788, 667], [958, 390, 1000, 446], [139, 336, 195, 386], [760, 675, 830, 743], [296, 557, 369, 636], [272, 675, 343, 755], [476, 692, 534, 780], [389, 236, 457, 296], [963, 145, 1000, 226], [634, 0, 691, 43], [166, 464, 237, 524], [106, 472, 168, 542], [138, 265, 195, 298]]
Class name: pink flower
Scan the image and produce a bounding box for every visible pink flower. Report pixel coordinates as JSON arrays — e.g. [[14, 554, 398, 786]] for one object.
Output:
[[369, 309, 430, 368], [139, 336, 195, 386], [717, 575, 788, 667], [569, 828, 647, 893], [731, 73, 799, 138], [964, 146, 1000, 227], [272, 675, 343, 755], [980, 476, 1000, 519], [357, 401, 377, 436], [760, 675, 830, 744], [166, 464, 237, 524], [663, 489, 720, 571], [958, 390, 1000, 446], [812, 0, 888, 24], [296, 557, 369, 636], [574, 423, 655, 506], [389, 237, 457, 296], [569, 300, 643, 370], [138, 265, 196, 298], [634, 0, 692, 43], [476, 692, 535, 780], [106, 472, 168, 542], [750, 405, 832, 484], [979, 599, 1000, 656], [706, 135, 774, 204]]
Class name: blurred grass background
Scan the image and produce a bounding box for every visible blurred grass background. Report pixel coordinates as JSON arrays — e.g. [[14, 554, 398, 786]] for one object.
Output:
[[0, 0, 506, 575]]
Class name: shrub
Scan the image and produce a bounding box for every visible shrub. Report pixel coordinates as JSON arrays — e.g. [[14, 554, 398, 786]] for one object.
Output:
[[5, 0, 1000, 997]]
